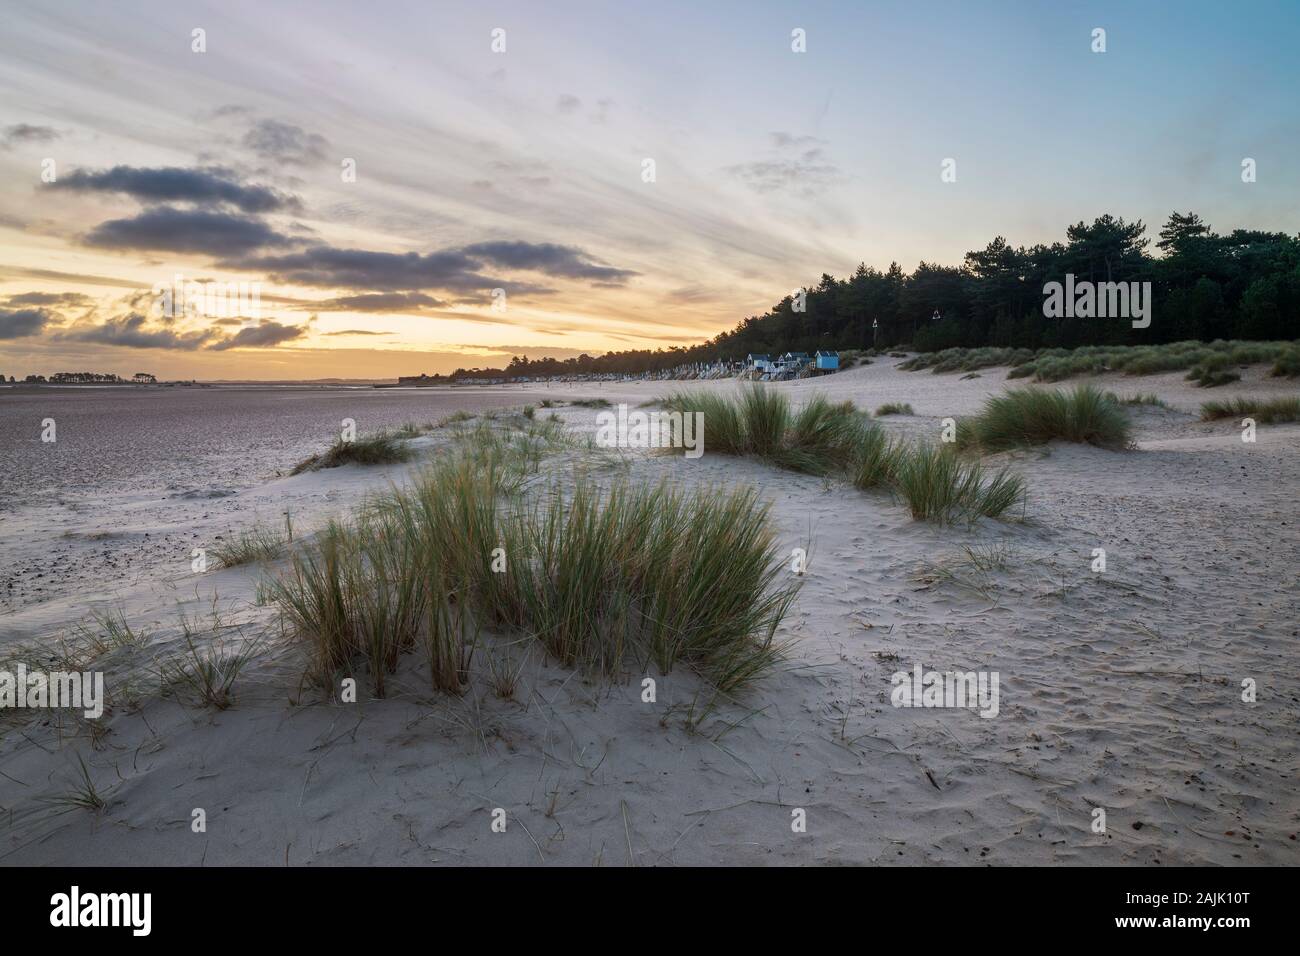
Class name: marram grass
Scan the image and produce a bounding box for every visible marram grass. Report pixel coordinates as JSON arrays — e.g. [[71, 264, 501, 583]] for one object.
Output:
[[893, 443, 1025, 524], [904, 340, 1299, 383], [291, 431, 412, 474], [1200, 395, 1300, 424], [267, 457, 800, 698], [660, 386, 1024, 521], [957, 384, 1132, 452]]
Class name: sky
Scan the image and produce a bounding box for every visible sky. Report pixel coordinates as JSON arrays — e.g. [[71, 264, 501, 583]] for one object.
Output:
[[1, 0, 1297, 380]]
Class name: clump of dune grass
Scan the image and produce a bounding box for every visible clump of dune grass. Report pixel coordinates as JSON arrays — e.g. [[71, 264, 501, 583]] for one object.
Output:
[[78, 607, 151, 652], [210, 521, 288, 567], [848, 424, 908, 490], [958, 384, 1131, 452], [1104, 391, 1168, 408], [437, 409, 476, 427], [508, 480, 797, 689], [977, 340, 1300, 385], [291, 431, 412, 474], [775, 396, 863, 474], [892, 443, 1024, 523], [1185, 353, 1241, 388], [662, 390, 746, 455], [159, 631, 260, 710], [1200, 395, 1300, 424], [569, 397, 612, 408], [522, 404, 536, 419], [875, 402, 914, 416], [268, 456, 798, 700], [445, 415, 575, 490], [741, 385, 792, 457], [662, 385, 860, 472], [40, 754, 114, 815], [901, 346, 1034, 374], [659, 387, 1024, 523], [1271, 347, 1300, 378]]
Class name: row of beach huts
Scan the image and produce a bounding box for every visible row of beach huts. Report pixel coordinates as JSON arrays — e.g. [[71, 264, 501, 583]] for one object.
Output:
[[395, 350, 841, 386]]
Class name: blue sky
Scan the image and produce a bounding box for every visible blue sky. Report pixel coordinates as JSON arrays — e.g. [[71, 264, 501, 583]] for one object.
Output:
[[1, 0, 1296, 378]]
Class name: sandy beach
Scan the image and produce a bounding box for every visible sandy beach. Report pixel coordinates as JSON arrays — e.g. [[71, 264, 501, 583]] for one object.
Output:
[[2, 356, 1296, 866]]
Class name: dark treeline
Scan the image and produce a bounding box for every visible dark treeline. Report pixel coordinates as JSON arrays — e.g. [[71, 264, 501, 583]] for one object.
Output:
[[477, 212, 1298, 379]]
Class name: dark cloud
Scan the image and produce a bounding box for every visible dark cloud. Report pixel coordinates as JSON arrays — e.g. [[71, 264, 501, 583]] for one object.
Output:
[[230, 246, 493, 291], [315, 291, 448, 312], [208, 319, 306, 350], [231, 240, 633, 294], [242, 119, 329, 164], [458, 241, 638, 283], [2, 124, 60, 149], [58, 165, 298, 213], [85, 206, 294, 256], [64, 313, 218, 350], [0, 308, 51, 339]]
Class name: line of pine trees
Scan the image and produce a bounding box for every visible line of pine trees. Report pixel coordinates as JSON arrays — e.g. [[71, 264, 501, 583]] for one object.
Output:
[[487, 212, 1298, 379]]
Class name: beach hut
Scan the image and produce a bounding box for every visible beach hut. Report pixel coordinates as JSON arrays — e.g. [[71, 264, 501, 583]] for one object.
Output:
[[747, 353, 772, 372], [814, 350, 840, 371], [782, 351, 810, 368]]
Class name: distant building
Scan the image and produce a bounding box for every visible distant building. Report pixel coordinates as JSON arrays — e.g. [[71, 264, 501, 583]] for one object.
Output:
[[814, 350, 840, 370], [746, 353, 772, 372]]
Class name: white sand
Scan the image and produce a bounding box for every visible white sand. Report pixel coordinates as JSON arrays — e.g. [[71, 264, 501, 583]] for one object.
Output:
[[2, 357, 1297, 865]]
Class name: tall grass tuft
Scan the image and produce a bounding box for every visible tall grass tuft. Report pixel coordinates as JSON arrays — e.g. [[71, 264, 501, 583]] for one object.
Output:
[[907, 340, 1299, 383], [892, 444, 1024, 524], [960, 384, 1131, 451], [662, 390, 746, 454], [267, 458, 798, 698], [662, 385, 859, 470], [1200, 395, 1300, 424], [848, 424, 908, 490], [738, 385, 790, 457], [776, 396, 862, 474], [659, 386, 1026, 522], [291, 431, 412, 474], [1271, 347, 1300, 378], [211, 523, 286, 567], [159, 632, 260, 710]]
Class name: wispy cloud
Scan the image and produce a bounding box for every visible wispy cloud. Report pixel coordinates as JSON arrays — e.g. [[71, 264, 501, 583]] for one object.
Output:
[[241, 119, 329, 165], [2, 123, 60, 149]]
